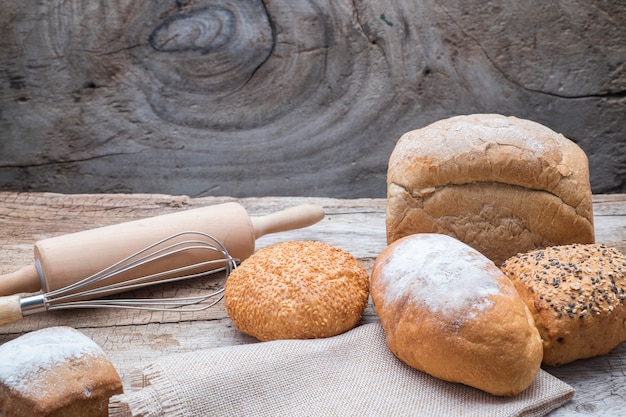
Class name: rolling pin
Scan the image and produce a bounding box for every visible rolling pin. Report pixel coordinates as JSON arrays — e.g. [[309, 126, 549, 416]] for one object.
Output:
[[0, 202, 325, 296]]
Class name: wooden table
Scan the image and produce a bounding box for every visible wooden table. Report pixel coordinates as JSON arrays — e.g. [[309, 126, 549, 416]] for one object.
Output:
[[1, 192, 625, 416]]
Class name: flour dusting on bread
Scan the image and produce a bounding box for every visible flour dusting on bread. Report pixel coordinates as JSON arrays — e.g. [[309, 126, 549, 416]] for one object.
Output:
[[0, 327, 104, 394], [373, 233, 501, 319]]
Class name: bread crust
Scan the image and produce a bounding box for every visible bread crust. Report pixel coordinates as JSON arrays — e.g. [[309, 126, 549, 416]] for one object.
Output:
[[501, 244, 626, 366], [0, 326, 123, 417], [224, 241, 369, 341], [386, 114, 594, 265], [371, 233, 543, 396]]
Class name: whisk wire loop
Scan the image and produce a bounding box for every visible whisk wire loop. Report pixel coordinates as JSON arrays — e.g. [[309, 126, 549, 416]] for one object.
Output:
[[37, 231, 237, 313]]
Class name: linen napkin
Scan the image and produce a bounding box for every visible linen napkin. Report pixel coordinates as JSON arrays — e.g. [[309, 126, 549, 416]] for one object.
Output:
[[109, 323, 573, 417]]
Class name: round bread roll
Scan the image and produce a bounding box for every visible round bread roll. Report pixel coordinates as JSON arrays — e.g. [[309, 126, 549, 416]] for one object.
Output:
[[371, 233, 543, 396], [224, 240, 369, 341], [0, 326, 123, 417], [386, 113, 594, 265], [501, 243, 626, 366]]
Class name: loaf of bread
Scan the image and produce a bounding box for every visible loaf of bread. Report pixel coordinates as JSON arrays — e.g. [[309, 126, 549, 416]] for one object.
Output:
[[501, 243, 626, 366], [0, 326, 123, 417], [225, 241, 369, 341], [386, 114, 594, 265], [371, 233, 543, 396]]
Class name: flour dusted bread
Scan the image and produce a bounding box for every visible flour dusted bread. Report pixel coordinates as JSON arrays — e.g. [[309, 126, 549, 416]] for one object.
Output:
[[225, 241, 369, 341], [386, 114, 594, 265], [501, 244, 626, 366], [371, 233, 543, 396], [0, 326, 122, 417]]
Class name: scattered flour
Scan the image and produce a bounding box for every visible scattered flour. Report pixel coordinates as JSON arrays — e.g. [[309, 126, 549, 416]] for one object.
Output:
[[376, 234, 503, 318], [0, 326, 103, 393]]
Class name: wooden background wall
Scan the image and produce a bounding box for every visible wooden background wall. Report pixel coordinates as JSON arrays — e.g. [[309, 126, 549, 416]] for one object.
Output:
[[0, 0, 624, 198]]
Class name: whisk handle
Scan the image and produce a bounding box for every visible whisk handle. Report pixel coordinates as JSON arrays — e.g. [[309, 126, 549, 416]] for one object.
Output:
[[0, 265, 41, 296], [0, 295, 23, 326], [251, 204, 324, 239]]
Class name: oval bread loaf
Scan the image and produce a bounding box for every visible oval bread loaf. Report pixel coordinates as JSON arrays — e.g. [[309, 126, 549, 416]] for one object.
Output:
[[386, 114, 594, 265], [371, 233, 543, 396], [225, 240, 369, 341], [501, 243, 626, 366]]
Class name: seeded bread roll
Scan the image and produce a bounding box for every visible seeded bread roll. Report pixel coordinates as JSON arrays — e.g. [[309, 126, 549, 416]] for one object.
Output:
[[224, 241, 369, 341], [501, 244, 626, 366], [0, 326, 123, 417], [386, 114, 594, 265], [371, 233, 543, 396]]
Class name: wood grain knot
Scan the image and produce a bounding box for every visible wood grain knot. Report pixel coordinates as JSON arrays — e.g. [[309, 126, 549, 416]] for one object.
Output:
[[149, 7, 237, 54], [131, 0, 381, 131]]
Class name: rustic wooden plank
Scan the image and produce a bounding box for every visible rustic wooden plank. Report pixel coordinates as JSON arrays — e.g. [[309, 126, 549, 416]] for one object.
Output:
[[0, 2, 624, 198], [0, 192, 625, 416], [592, 194, 626, 255]]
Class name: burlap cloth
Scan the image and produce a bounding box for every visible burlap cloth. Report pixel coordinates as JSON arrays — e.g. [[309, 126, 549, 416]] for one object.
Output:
[[109, 323, 573, 417]]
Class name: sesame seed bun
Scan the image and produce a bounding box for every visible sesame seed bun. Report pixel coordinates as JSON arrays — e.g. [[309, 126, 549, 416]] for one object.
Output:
[[501, 243, 626, 366], [224, 241, 369, 341]]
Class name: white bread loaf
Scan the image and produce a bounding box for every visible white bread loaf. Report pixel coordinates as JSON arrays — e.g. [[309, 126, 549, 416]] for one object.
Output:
[[501, 243, 626, 366], [371, 233, 543, 396], [386, 114, 594, 265]]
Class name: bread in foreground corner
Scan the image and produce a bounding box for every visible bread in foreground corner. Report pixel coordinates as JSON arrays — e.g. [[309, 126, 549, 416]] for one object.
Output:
[[0, 326, 123, 417]]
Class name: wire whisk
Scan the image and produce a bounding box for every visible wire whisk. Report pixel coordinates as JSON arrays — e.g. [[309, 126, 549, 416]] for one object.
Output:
[[18, 231, 237, 317]]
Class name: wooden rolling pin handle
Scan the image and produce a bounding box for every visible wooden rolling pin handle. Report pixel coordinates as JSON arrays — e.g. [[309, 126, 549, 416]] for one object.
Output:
[[252, 204, 325, 239], [0, 294, 23, 326], [0, 265, 40, 296]]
